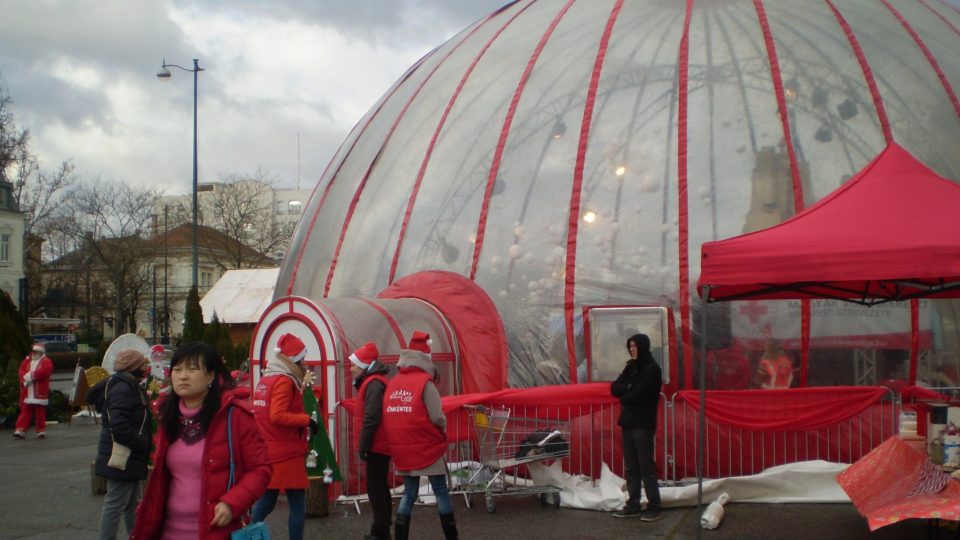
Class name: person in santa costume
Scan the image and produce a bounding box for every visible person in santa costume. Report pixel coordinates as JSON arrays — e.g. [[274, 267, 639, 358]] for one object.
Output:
[[382, 331, 458, 540], [14, 343, 54, 439], [349, 341, 394, 540], [250, 333, 316, 540]]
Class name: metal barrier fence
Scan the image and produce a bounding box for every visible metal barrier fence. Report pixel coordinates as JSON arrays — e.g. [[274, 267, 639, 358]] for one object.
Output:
[[333, 388, 897, 504], [669, 388, 898, 482], [333, 395, 671, 503]]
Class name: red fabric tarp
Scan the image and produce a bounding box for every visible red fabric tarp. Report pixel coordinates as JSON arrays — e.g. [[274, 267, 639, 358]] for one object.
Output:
[[674, 386, 888, 430], [837, 435, 960, 531], [340, 384, 892, 482], [698, 143, 960, 304]]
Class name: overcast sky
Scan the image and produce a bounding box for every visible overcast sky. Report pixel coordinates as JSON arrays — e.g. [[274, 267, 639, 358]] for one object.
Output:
[[0, 0, 507, 195]]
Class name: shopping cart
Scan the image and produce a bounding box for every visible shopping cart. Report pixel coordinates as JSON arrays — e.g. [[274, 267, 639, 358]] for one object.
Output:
[[459, 404, 570, 513]]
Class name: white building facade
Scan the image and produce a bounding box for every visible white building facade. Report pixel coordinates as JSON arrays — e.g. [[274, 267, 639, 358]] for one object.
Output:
[[0, 180, 26, 309]]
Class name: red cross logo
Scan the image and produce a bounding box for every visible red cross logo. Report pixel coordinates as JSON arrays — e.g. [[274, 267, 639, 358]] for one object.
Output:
[[739, 301, 768, 323]]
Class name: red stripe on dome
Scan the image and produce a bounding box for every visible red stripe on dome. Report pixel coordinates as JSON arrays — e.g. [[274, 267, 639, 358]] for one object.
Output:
[[753, 0, 810, 376], [677, 0, 694, 390], [286, 55, 431, 296], [564, 0, 625, 383], [920, 0, 960, 39], [285, 137, 353, 295], [322, 16, 494, 298], [359, 298, 408, 349], [470, 0, 576, 281], [940, 0, 960, 15], [800, 300, 810, 387], [752, 0, 803, 215], [910, 299, 919, 385], [824, 0, 893, 143], [388, 0, 537, 285], [882, 0, 960, 123]]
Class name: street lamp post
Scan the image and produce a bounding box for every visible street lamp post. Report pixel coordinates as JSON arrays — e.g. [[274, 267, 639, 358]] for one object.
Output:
[[163, 205, 170, 343], [157, 58, 203, 290]]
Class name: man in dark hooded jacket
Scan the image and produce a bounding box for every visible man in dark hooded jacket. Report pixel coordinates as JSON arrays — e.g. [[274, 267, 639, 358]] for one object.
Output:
[[350, 342, 393, 540], [610, 333, 662, 521]]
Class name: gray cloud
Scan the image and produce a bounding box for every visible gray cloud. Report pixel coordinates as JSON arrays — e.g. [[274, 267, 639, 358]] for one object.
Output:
[[187, 0, 509, 46], [3, 64, 112, 131], [0, 0, 510, 190], [0, 0, 186, 74]]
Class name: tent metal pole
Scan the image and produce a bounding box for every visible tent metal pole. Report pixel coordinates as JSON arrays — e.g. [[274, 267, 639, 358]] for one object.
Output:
[[697, 288, 708, 540]]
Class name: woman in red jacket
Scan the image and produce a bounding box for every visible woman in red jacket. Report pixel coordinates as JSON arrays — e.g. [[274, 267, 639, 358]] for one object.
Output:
[[131, 342, 271, 540], [250, 333, 315, 540]]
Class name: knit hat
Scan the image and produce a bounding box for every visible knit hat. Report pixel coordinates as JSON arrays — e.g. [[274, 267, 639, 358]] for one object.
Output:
[[275, 333, 307, 363], [114, 349, 148, 372], [349, 342, 379, 370], [408, 331, 431, 354], [31, 343, 45, 353]]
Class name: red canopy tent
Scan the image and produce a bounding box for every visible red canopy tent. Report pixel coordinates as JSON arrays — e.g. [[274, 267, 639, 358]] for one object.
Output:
[[698, 143, 960, 306], [693, 142, 960, 529]]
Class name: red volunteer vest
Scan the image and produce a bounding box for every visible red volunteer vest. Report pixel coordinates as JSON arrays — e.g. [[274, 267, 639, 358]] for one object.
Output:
[[357, 374, 391, 456], [382, 369, 446, 471], [252, 374, 308, 463]]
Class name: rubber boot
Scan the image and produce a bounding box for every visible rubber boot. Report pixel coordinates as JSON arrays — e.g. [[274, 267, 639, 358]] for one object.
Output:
[[439, 512, 458, 540], [394, 513, 410, 540]]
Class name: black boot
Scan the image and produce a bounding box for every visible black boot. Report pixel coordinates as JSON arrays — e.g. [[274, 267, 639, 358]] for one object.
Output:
[[394, 513, 410, 540], [439, 512, 458, 540]]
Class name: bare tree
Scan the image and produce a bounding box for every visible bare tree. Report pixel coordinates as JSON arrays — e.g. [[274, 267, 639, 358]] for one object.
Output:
[[0, 76, 29, 185], [203, 171, 284, 269], [13, 159, 78, 241], [66, 180, 160, 334], [2, 74, 79, 316]]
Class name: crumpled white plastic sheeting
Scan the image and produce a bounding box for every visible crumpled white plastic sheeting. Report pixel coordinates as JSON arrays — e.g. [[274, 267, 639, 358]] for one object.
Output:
[[665, 460, 852, 506], [528, 461, 626, 511], [525, 460, 852, 511], [398, 459, 852, 511]]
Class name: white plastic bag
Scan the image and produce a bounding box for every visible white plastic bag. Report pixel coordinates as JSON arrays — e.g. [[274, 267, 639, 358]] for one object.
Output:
[[700, 492, 730, 529]]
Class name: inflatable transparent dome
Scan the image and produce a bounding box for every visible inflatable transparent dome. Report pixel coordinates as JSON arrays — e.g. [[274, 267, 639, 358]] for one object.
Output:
[[277, 0, 960, 390]]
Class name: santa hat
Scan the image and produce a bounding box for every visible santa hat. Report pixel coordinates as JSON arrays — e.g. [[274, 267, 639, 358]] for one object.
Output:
[[349, 342, 379, 370], [31, 343, 45, 353], [275, 333, 307, 364], [151, 344, 165, 354], [408, 331, 431, 354]]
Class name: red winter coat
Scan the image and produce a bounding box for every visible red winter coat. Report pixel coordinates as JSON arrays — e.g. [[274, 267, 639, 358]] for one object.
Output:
[[383, 369, 446, 471], [252, 374, 309, 464], [19, 355, 53, 405], [130, 389, 272, 540]]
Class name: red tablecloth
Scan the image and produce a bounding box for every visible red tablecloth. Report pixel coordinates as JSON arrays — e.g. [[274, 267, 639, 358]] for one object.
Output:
[[837, 435, 960, 530]]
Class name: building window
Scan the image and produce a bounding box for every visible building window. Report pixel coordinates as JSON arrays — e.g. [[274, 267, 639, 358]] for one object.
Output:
[[0, 233, 9, 263], [276, 200, 286, 215], [201, 271, 213, 289]]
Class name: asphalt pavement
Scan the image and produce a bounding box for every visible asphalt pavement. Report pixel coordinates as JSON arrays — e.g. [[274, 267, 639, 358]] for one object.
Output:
[[0, 421, 937, 539]]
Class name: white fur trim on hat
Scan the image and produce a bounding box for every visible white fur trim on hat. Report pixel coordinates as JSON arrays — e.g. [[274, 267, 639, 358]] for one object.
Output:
[[349, 353, 369, 370]]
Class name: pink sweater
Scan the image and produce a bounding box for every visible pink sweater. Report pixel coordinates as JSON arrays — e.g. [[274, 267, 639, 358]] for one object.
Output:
[[162, 402, 206, 540]]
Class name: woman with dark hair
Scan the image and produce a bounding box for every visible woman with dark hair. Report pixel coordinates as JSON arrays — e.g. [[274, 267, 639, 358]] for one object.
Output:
[[130, 342, 271, 540]]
